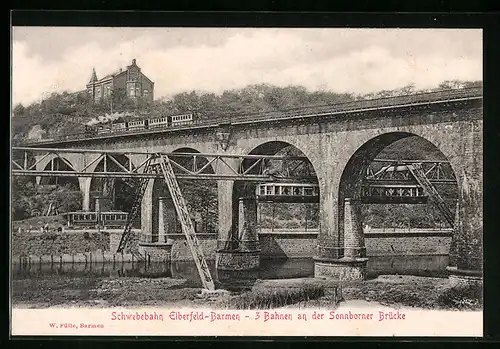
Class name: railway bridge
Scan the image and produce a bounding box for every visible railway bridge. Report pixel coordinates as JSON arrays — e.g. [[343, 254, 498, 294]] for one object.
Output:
[[13, 88, 483, 284]]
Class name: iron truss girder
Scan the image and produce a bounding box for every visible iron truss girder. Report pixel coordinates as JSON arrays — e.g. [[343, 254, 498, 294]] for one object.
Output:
[[365, 159, 456, 184], [11, 147, 317, 183]]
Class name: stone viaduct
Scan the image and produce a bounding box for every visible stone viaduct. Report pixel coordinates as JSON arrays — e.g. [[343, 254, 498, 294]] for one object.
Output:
[[27, 92, 483, 282]]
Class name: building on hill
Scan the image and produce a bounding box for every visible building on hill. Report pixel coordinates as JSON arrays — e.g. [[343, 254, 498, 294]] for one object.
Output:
[[86, 59, 154, 103]]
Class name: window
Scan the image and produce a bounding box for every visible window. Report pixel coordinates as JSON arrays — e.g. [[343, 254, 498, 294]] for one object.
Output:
[[130, 88, 135, 96], [259, 186, 266, 195], [144, 89, 148, 97]]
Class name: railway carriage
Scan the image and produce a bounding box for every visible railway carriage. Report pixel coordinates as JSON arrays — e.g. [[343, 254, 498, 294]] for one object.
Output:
[[64, 212, 99, 227], [171, 113, 194, 127], [148, 117, 169, 130], [256, 183, 319, 203], [64, 211, 129, 228], [127, 120, 147, 131], [99, 211, 129, 228]]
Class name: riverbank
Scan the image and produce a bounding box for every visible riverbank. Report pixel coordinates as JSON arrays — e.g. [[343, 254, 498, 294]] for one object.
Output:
[[12, 274, 481, 311]]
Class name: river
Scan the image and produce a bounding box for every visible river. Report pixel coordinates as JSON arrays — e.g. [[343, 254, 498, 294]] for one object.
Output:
[[12, 255, 450, 285]]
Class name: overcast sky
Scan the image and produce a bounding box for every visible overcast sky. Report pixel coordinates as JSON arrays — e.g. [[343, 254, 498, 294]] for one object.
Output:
[[12, 27, 482, 106]]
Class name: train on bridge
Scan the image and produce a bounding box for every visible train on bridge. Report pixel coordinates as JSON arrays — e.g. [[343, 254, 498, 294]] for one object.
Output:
[[40, 86, 482, 144], [86, 113, 194, 136]]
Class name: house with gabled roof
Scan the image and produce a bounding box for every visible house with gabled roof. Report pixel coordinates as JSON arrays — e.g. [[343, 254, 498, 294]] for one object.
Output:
[[86, 59, 154, 103]]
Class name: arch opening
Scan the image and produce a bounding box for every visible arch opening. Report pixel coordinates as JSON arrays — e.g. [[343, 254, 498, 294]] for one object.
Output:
[[89, 154, 138, 216], [39, 157, 80, 189], [33, 157, 82, 216], [150, 148, 218, 242], [233, 141, 320, 257], [11, 151, 41, 220], [338, 132, 459, 272]]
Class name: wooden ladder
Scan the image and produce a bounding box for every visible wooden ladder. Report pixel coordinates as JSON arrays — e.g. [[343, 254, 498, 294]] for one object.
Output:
[[157, 154, 215, 291]]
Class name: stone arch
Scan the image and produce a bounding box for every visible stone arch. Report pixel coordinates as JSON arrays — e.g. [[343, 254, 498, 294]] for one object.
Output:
[[38, 156, 80, 190], [337, 131, 460, 259], [233, 140, 320, 256], [35, 153, 79, 173], [238, 140, 322, 183]]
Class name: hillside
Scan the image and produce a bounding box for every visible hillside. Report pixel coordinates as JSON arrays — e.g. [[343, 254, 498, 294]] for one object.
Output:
[[12, 79, 481, 144]]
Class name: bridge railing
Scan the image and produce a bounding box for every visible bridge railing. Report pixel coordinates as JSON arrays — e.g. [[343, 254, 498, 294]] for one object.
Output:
[[24, 86, 482, 145]]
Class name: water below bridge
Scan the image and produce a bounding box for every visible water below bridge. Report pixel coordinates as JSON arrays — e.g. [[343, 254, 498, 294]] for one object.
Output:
[[12, 255, 450, 287]]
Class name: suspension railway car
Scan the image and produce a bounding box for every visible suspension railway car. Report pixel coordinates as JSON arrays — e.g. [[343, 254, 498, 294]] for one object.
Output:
[[256, 183, 320, 203], [88, 113, 194, 136], [63, 211, 129, 228]]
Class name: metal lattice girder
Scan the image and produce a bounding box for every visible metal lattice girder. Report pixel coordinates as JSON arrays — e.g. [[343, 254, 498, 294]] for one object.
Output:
[[11, 147, 317, 182], [366, 159, 456, 184]]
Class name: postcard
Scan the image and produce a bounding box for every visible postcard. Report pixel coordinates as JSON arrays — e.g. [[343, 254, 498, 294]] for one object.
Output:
[[10, 26, 483, 337]]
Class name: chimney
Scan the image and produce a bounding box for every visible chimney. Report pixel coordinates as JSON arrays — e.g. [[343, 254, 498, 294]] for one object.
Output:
[[132, 59, 136, 65]]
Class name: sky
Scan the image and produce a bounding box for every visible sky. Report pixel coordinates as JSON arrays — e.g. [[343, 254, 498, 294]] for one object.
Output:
[[12, 27, 482, 106]]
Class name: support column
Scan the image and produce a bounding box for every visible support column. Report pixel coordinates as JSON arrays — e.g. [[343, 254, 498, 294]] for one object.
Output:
[[158, 197, 177, 242], [238, 197, 259, 252], [216, 180, 237, 249], [158, 197, 167, 244], [343, 198, 366, 259], [315, 189, 343, 260], [216, 183, 260, 285], [314, 197, 367, 281], [141, 179, 154, 243], [78, 177, 92, 212], [446, 120, 483, 287], [138, 185, 172, 264], [447, 173, 483, 286]]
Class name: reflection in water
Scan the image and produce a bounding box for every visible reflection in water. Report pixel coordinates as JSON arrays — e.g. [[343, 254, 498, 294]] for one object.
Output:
[[12, 255, 450, 285]]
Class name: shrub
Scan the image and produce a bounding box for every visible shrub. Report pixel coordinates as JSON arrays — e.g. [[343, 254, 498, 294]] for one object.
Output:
[[437, 283, 483, 310]]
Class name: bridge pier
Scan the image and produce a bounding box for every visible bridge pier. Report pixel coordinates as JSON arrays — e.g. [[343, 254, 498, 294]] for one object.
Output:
[[158, 196, 178, 241], [447, 175, 482, 287], [216, 184, 260, 285], [139, 181, 172, 262], [314, 198, 367, 281], [78, 177, 92, 211]]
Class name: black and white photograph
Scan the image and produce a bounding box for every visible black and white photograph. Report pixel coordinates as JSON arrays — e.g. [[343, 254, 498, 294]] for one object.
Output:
[[10, 26, 483, 336]]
